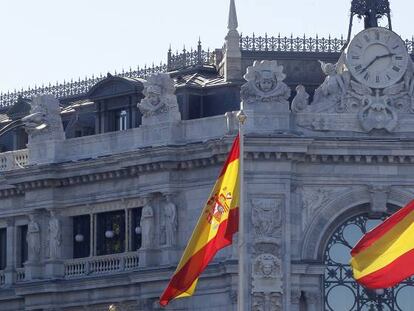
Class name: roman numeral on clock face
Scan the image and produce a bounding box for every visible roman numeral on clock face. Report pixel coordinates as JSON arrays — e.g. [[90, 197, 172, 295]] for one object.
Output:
[[396, 56, 403, 60], [364, 73, 370, 81], [393, 66, 401, 72], [355, 65, 362, 71], [376, 76, 380, 83]]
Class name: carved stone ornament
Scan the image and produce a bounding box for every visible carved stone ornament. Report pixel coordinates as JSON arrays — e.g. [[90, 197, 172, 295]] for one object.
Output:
[[295, 55, 414, 133], [269, 293, 282, 311], [138, 73, 181, 124], [252, 293, 266, 311], [251, 199, 282, 241], [22, 94, 65, 142], [241, 60, 291, 107], [27, 215, 41, 262], [291, 84, 309, 112], [140, 198, 155, 249], [252, 254, 283, 293], [300, 186, 349, 230]]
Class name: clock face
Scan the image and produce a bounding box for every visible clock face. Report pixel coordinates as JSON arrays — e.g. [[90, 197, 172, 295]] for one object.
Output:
[[347, 27, 409, 88]]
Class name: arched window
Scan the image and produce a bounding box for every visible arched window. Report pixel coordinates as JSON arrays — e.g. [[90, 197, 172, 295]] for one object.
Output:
[[324, 213, 414, 310]]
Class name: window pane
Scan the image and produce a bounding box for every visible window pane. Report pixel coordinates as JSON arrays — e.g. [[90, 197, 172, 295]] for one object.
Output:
[[131, 208, 143, 251], [19, 225, 28, 267], [0, 228, 6, 270], [324, 213, 414, 310], [97, 211, 125, 256], [73, 215, 90, 259]]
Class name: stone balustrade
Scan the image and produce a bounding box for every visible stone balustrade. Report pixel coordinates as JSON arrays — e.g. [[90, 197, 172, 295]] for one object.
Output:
[[64, 252, 140, 279], [15, 268, 25, 282], [0, 149, 29, 172]]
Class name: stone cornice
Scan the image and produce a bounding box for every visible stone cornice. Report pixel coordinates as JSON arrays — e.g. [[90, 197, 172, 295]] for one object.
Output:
[[2, 135, 414, 198]]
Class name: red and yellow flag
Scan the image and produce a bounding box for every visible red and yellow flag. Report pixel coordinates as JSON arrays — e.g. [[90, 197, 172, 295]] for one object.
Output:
[[350, 200, 414, 289], [159, 135, 240, 306]]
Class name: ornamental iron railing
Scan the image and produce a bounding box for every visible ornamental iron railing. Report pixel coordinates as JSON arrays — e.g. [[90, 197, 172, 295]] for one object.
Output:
[[0, 40, 215, 109], [239, 33, 414, 54]]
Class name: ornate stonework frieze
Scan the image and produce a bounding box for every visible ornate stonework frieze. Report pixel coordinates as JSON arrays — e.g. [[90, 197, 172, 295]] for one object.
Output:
[[241, 60, 291, 107]]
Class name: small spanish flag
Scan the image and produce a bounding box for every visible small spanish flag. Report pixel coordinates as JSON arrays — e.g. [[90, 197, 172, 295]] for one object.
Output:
[[350, 200, 414, 289], [159, 135, 240, 306]]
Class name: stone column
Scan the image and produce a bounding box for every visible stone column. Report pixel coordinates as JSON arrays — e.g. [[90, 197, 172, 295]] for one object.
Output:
[[4, 218, 16, 285], [45, 210, 64, 278], [25, 213, 43, 280]]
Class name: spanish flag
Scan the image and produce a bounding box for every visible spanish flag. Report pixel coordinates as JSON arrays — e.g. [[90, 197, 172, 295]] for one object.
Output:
[[159, 135, 240, 306], [350, 200, 414, 289]]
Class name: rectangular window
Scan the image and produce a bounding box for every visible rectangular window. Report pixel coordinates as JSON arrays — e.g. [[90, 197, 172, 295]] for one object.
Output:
[[18, 225, 28, 268], [96, 211, 125, 256], [131, 208, 143, 251], [73, 215, 90, 259], [0, 228, 6, 270]]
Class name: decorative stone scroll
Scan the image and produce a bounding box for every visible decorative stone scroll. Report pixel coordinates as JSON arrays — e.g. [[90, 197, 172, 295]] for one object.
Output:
[[241, 60, 291, 109], [138, 73, 181, 125]]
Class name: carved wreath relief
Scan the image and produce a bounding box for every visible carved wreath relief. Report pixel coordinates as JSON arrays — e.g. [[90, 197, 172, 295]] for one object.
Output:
[[252, 199, 282, 241]]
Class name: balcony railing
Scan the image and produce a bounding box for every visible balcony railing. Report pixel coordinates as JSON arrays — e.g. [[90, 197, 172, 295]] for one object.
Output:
[[0, 149, 28, 172], [64, 252, 139, 279], [16, 268, 25, 282]]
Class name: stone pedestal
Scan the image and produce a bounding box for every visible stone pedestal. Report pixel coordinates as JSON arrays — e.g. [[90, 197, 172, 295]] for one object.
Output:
[[160, 247, 179, 266], [138, 249, 160, 268], [45, 259, 65, 278], [28, 139, 64, 165], [3, 268, 15, 286], [24, 261, 43, 280]]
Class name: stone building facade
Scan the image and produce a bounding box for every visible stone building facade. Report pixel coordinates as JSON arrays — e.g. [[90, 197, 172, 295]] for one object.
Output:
[[1, 0, 414, 310]]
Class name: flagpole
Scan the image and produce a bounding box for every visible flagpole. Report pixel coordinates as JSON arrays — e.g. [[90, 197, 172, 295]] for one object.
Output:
[[237, 107, 247, 311]]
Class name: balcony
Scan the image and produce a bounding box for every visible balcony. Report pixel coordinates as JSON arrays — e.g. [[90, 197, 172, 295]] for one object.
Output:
[[64, 252, 139, 279], [0, 149, 28, 172]]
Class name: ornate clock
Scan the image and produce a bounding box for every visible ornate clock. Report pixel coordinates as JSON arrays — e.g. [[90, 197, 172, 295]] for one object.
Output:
[[347, 27, 409, 89]]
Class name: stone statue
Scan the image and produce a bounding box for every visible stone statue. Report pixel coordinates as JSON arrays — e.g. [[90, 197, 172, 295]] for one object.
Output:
[[291, 85, 309, 112], [137, 73, 181, 125], [313, 60, 350, 106], [164, 194, 178, 247], [140, 198, 154, 249], [22, 94, 65, 142], [49, 211, 62, 259], [241, 60, 291, 107], [27, 215, 41, 262]]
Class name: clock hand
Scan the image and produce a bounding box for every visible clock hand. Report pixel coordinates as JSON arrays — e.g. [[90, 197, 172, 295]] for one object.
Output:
[[359, 53, 397, 74]]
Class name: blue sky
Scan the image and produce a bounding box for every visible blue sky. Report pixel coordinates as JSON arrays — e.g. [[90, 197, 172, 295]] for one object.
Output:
[[0, 0, 412, 93]]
